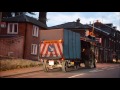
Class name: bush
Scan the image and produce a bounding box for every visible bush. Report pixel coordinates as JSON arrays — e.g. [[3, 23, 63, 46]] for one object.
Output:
[[0, 59, 42, 71]]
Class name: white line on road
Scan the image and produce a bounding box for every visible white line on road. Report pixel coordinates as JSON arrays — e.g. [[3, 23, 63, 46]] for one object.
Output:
[[101, 65, 120, 70], [89, 70, 104, 73], [111, 65, 120, 67], [101, 67, 109, 69], [106, 66, 120, 70], [68, 73, 85, 78], [106, 68, 116, 70]]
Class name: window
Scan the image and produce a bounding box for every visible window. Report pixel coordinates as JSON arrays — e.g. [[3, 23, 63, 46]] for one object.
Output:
[[32, 25, 39, 37], [7, 23, 18, 34], [31, 44, 37, 55]]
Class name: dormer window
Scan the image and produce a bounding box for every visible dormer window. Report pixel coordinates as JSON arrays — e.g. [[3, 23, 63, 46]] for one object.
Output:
[[32, 25, 39, 37], [7, 23, 18, 34]]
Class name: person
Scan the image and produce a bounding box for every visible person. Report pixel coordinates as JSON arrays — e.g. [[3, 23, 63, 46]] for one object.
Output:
[[81, 48, 86, 63], [90, 49, 96, 68], [115, 54, 118, 63]]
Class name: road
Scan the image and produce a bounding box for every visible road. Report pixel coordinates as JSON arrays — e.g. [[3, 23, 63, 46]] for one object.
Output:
[[3, 63, 120, 78]]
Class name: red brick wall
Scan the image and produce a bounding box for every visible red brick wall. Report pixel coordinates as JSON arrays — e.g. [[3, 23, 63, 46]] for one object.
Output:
[[0, 22, 47, 60], [0, 22, 8, 35], [18, 23, 26, 36], [0, 36, 24, 58], [0, 23, 26, 36], [24, 23, 45, 61]]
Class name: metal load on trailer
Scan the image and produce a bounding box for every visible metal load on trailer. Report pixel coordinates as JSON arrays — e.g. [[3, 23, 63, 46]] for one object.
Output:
[[40, 29, 81, 60]]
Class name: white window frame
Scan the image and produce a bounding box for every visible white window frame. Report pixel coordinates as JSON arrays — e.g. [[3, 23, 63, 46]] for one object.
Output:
[[32, 25, 39, 37], [7, 23, 18, 34], [31, 44, 38, 55]]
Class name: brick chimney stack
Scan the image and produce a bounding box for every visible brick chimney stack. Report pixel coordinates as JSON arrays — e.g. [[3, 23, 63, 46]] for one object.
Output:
[[39, 12, 47, 26], [76, 18, 80, 23]]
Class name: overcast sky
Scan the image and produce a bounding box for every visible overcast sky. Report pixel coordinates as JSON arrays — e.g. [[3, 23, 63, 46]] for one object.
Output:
[[29, 12, 120, 31]]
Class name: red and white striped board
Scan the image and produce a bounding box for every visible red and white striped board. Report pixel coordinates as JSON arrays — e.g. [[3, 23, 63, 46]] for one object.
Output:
[[40, 42, 63, 58]]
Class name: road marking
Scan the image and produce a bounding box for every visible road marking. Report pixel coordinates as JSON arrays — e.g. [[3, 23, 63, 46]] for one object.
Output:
[[106, 68, 116, 70], [101, 65, 120, 70], [68, 73, 85, 78], [89, 70, 104, 73], [101, 67, 109, 69]]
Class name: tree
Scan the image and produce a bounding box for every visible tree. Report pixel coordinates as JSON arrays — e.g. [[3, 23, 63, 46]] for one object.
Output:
[[14, 12, 35, 16], [2, 12, 12, 18], [2, 12, 35, 18], [39, 12, 47, 26]]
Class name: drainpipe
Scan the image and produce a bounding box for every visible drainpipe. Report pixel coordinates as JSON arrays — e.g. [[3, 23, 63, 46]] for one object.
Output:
[[23, 23, 27, 59], [38, 28, 40, 61]]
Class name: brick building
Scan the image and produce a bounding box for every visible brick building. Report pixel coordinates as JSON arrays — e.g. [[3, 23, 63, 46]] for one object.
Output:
[[49, 19, 120, 63], [93, 21, 120, 62], [0, 14, 47, 60]]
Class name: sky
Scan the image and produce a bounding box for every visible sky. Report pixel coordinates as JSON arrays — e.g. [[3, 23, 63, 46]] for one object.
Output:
[[28, 12, 120, 31]]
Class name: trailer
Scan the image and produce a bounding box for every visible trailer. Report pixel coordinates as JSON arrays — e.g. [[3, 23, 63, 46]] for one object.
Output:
[[40, 29, 96, 72]]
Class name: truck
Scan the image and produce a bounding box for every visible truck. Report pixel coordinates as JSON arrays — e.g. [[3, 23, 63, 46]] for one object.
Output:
[[40, 29, 96, 72]]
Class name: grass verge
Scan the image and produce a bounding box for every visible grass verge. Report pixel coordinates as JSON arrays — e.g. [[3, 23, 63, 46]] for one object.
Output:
[[0, 59, 42, 71]]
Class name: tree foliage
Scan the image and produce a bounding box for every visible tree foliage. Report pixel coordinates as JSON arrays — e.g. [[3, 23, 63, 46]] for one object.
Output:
[[2, 12, 35, 18]]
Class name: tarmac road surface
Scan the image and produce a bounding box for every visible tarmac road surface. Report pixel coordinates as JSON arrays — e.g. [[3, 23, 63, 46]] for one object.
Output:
[[1, 63, 120, 78]]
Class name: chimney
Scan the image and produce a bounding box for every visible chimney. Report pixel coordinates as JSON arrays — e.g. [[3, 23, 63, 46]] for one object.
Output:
[[96, 20, 99, 22], [89, 21, 91, 25], [113, 26, 117, 30], [39, 12, 47, 26], [76, 18, 80, 23]]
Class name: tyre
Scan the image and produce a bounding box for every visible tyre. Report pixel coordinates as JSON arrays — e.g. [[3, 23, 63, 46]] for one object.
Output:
[[62, 60, 69, 72], [74, 62, 80, 70]]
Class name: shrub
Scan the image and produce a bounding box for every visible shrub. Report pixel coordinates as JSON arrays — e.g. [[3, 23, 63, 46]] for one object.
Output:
[[0, 59, 42, 71]]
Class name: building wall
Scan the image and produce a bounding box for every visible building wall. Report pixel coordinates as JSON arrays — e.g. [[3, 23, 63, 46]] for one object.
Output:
[[0, 22, 8, 35], [94, 22, 120, 62], [24, 23, 45, 61], [0, 22, 47, 61], [0, 23, 26, 36], [0, 36, 24, 58]]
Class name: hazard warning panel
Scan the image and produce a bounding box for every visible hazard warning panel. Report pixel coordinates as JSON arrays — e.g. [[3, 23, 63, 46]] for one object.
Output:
[[40, 42, 63, 58]]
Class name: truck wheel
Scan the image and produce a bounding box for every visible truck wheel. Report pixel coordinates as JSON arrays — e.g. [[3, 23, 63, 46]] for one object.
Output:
[[74, 62, 79, 70], [43, 60, 49, 72], [62, 60, 69, 72]]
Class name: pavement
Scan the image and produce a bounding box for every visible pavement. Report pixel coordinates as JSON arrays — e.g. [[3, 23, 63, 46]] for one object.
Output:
[[0, 66, 43, 77], [0, 62, 120, 77]]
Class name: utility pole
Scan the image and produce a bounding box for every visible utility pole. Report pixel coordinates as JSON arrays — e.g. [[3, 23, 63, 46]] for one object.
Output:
[[92, 21, 94, 67], [91, 21, 96, 68]]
